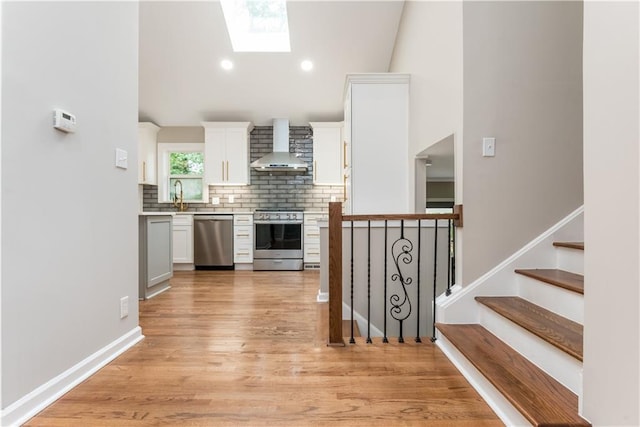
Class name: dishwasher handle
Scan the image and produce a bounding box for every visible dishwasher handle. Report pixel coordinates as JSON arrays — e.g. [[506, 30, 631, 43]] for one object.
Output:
[[194, 215, 234, 221]]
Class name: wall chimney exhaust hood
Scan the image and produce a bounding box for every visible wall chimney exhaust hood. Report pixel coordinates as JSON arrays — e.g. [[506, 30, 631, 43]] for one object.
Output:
[[250, 119, 308, 171]]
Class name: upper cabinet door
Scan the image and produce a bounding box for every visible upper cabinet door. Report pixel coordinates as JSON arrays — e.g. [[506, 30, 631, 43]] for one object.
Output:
[[310, 122, 343, 185], [138, 122, 160, 185], [204, 127, 226, 185], [202, 122, 253, 186], [224, 127, 250, 185]]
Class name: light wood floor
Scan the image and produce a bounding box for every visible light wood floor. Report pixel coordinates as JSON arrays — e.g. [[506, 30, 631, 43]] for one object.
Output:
[[25, 270, 501, 426]]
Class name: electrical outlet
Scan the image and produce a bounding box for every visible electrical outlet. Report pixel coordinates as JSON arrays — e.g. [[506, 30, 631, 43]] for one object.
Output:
[[330, 195, 337, 202], [120, 296, 129, 319], [212, 196, 220, 205], [228, 195, 235, 204]]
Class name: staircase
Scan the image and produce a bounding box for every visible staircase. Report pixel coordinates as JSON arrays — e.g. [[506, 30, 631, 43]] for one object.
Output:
[[436, 235, 590, 426]]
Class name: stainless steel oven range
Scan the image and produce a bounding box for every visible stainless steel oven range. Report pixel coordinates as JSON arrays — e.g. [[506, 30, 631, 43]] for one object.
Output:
[[253, 208, 303, 271]]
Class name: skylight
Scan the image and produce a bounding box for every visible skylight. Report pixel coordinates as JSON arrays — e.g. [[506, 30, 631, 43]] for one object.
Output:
[[220, 0, 291, 53]]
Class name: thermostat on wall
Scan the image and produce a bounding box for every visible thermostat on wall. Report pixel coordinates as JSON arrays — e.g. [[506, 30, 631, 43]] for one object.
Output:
[[53, 108, 76, 133]]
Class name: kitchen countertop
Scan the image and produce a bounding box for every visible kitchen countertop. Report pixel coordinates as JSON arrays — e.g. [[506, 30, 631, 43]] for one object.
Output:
[[142, 210, 326, 216], [138, 211, 253, 216], [174, 211, 253, 215], [139, 212, 175, 216]]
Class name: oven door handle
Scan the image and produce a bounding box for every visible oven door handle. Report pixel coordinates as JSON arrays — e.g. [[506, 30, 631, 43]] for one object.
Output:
[[254, 221, 303, 225]]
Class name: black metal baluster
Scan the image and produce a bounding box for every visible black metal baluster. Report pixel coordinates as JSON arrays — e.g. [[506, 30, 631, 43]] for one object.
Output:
[[366, 221, 372, 343], [398, 220, 405, 344], [415, 220, 422, 343], [383, 220, 389, 343], [389, 219, 414, 345], [431, 219, 438, 342], [446, 219, 452, 296], [350, 221, 355, 344]]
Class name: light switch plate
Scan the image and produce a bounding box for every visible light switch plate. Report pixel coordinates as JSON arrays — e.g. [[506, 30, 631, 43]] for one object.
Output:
[[482, 137, 496, 157], [115, 148, 128, 169], [212, 197, 220, 205]]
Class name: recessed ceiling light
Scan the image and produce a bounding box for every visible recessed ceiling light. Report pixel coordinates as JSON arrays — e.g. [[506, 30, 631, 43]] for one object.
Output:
[[301, 60, 313, 72], [221, 59, 233, 70]]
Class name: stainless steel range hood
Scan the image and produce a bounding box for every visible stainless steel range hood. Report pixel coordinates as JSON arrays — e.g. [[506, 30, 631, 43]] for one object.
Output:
[[250, 119, 308, 171]]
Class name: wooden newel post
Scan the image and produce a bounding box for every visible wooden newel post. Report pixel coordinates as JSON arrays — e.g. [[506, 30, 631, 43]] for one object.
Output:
[[328, 202, 345, 346]]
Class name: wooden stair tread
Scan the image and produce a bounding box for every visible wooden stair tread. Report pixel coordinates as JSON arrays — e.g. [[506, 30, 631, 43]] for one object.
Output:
[[436, 323, 590, 427], [553, 241, 584, 250], [476, 296, 583, 361], [515, 268, 584, 294]]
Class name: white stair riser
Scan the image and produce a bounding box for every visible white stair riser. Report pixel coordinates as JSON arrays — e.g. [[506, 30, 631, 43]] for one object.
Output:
[[478, 305, 583, 395], [556, 247, 584, 275], [436, 333, 533, 427], [517, 275, 584, 324]]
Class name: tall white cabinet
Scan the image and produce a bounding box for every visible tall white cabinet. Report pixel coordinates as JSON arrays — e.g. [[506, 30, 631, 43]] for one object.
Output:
[[343, 74, 410, 214], [309, 122, 343, 185], [202, 122, 254, 185], [138, 122, 160, 185]]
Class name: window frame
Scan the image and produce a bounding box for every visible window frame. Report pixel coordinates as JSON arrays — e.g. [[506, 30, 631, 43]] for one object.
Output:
[[157, 143, 208, 203]]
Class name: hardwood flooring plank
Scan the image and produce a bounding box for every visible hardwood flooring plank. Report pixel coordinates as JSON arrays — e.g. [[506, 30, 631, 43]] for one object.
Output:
[[25, 271, 501, 426]]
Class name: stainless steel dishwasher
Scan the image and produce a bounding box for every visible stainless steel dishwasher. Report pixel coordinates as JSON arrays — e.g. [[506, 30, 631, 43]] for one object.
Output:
[[193, 215, 234, 269]]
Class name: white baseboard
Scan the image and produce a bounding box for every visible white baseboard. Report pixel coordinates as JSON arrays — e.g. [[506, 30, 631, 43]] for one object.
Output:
[[144, 284, 171, 300], [316, 290, 328, 303], [1, 327, 144, 427], [343, 302, 384, 338]]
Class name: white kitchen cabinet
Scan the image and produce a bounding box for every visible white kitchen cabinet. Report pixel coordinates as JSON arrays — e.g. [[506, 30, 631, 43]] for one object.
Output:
[[343, 74, 410, 214], [309, 122, 343, 185], [172, 214, 194, 267], [202, 122, 254, 185], [139, 214, 173, 299], [233, 214, 253, 266], [138, 122, 160, 185], [303, 212, 326, 267]]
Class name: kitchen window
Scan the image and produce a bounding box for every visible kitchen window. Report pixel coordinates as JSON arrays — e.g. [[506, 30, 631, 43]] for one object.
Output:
[[157, 143, 208, 203]]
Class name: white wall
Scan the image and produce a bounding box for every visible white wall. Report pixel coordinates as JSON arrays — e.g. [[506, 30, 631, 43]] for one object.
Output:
[[389, 1, 463, 213], [0, 0, 3, 412], [582, 2, 639, 424], [461, 1, 584, 283], [1, 1, 139, 410]]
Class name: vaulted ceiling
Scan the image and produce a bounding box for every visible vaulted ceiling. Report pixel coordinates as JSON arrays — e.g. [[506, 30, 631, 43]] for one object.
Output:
[[138, 1, 405, 127]]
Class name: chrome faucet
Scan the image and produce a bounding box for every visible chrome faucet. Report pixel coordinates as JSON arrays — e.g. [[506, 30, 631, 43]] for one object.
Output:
[[172, 180, 188, 212]]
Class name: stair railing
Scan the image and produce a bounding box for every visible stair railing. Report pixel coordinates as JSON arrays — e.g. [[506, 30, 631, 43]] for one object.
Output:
[[328, 202, 463, 346]]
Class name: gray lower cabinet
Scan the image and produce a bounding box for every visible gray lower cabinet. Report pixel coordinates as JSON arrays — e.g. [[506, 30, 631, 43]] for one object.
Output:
[[139, 215, 173, 300]]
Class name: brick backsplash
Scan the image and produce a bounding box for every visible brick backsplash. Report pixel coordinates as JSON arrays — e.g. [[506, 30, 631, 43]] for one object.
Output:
[[142, 125, 344, 213]]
